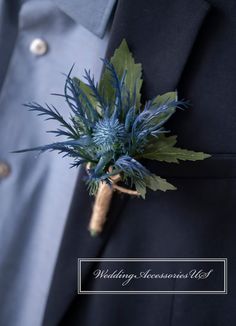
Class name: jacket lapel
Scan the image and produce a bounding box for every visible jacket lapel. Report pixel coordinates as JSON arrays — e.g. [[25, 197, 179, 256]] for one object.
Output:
[[43, 0, 211, 325]]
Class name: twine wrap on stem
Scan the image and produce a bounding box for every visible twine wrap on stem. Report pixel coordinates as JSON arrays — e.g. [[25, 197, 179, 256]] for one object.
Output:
[[86, 164, 140, 236]]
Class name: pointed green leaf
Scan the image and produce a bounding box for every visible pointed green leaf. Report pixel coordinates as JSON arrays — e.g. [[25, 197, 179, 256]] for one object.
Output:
[[145, 174, 177, 192], [153, 91, 178, 106], [151, 91, 178, 125], [142, 135, 177, 157], [134, 173, 176, 199], [99, 39, 143, 107], [144, 147, 211, 163], [142, 135, 211, 163], [134, 180, 147, 199]]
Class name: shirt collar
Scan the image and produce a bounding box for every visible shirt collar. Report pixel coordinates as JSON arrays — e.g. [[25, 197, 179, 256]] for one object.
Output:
[[52, 0, 116, 38]]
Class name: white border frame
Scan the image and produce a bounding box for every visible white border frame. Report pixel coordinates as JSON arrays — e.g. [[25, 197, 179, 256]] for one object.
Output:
[[77, 258, 227, 294]]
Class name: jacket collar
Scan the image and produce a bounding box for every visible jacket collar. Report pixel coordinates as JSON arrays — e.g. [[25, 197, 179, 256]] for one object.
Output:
[[52, 0, 116, 37]]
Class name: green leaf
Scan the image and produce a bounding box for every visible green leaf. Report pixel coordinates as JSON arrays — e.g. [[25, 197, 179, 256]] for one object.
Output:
[[142, 135, 211, 163], [134, 173, 176, 199], [99, 39, 143, 107], [134, 180, 147, 199], [151, 91, 178, 125], [141, 134, 177, 158], [153, 91, 178, 106], [145, 174, 176, 192]]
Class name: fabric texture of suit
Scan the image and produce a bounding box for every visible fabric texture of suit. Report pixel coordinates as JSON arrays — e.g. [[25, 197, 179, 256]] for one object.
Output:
[[43, 0, 236, 325]]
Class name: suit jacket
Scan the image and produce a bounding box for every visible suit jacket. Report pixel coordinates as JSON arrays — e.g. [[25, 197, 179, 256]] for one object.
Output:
[[43, 0, 236, 325]]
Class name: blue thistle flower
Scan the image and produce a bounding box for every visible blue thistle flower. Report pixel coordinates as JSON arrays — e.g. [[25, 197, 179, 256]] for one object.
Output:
[[92, 117, 127, 153]]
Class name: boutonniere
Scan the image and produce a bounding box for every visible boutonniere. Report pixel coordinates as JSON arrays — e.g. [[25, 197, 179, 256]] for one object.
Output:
[[14, 40, 210, 236]]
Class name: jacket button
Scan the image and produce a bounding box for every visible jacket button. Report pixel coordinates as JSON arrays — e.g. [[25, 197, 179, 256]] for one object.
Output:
[[0, 162, 11, 179], [30, 38, 48, 56]]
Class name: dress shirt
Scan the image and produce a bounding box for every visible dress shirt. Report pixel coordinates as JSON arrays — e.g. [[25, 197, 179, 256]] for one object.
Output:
[[0, 0, 115, 325]]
